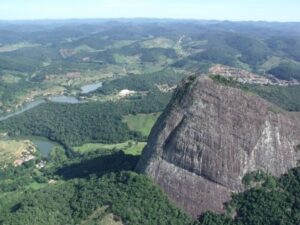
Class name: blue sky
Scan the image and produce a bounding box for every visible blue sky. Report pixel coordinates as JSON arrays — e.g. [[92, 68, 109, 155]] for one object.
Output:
[[0, 0, 299, 22]]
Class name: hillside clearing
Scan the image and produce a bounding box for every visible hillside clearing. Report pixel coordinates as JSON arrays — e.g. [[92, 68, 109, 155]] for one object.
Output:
[[123, 113, 160, 137]]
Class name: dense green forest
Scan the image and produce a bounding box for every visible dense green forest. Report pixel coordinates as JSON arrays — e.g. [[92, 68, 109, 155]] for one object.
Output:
[[268, 61, 300, 80], [3, 172, 192, 225], [248, 84, 300, 111], [195, 168, 300, 225], [0, 89, 171, 149], [2, 141, 300, 225], [0, 145, 192, 225]]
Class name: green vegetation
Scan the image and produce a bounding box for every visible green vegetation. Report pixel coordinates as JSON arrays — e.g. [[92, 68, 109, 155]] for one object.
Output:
[[0, 145, 191, 225], [2, 172, 192, 225], [248, 85, 300, 111], [210, 74, 250, 91], [1, 20, 300, 113], [3, 142, 300, 225], [0, 90, 171, 150], [123, 113, 160, 137], [141, 37, 175, 49], [267, 36, 300, 61], [74, 141, 146, 156], [268, 61, 300, 80], [194, 167, 300, 225], [242, 170, 271, 187], [224, 33, 270, 66], [1, 20, 300, 225], [123, 142, 147, 155], [97, 68, 185, 95], [189, 48, 238, 67], [259, 56, 281, 71], [0, 43, 40, 53], [0, 139, 36, 165], [210, 75, 300, 112], [79, 207, 123, 225], [0, 159, 47, 198]]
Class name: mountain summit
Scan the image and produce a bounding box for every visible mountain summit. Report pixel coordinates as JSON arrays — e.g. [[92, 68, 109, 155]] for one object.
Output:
[[136, 75, 300, 218]]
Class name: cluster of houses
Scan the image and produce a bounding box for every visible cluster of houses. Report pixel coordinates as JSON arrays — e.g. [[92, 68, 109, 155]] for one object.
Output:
[[12, 141, 46, 169], [13, 151, 35, 167], [14, 154, 47, 169], [209, 64, 300, 86]]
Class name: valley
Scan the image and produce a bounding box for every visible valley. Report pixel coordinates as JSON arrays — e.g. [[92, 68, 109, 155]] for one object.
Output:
[[0, 19, 300, 225]]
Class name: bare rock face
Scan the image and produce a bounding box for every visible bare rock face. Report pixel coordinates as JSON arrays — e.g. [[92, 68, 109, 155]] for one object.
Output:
[[136, 76, 300, 218]]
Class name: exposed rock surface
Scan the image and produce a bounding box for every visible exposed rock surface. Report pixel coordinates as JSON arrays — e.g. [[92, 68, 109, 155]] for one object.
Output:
[[136, 76, 300, 218]]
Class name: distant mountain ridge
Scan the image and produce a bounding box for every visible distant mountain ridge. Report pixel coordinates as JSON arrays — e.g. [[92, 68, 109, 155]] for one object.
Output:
[[1, 20, 300, 114]]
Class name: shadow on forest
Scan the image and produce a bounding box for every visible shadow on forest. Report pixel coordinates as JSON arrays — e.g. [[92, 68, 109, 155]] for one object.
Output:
[[55, 151, 140, 180]]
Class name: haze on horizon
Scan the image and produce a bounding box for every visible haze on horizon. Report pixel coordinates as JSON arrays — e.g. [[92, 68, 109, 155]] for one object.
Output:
[[0, 0, 299, 22]]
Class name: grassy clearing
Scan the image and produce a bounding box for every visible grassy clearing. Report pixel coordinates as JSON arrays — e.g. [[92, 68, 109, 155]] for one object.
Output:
[[99, 213, 123, 225], [124, 142, 147, 155], [113, 54, 140, 64], [74, 44, 96, 53], [0, 139, 36, 166], [188, 40, 208, 48], [108, 40, 136, 49], [80, 207, 123, 225], [123, 113, 160, 137], [1, 74, 22, 84], [74, 141, 146, 155], [260, 56, 281, 71], [45, 65, 124, 87], [0, 42, 40, 53], [25, 182, 49, 190], [141, 37, 174, 49]]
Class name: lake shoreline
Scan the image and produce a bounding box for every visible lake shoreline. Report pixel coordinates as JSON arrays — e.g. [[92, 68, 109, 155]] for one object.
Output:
[[0, 81, 104, 122]]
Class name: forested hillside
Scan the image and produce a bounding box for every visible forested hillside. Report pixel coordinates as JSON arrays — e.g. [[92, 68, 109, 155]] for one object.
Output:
[[1, 20, 300, 114], [195, 168, 300, 225], [2, 142, 300, 225], [0, 89, 171, 149], [0, 20, 300, 225]]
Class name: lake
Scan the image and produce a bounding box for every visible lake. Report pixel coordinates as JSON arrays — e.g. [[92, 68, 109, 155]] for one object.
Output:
[[0, 81, 104, 121], [32, 138, 58, 158]]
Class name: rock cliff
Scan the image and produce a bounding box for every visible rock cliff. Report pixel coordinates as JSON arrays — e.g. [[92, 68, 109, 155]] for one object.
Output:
[[136, 75, 300, 218]]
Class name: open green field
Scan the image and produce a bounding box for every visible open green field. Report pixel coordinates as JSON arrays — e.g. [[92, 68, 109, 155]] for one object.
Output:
[[260, 56, 281, 71], [80, 207, 124, 225], [141, 37, 175, 49], [74, 141, 146, 155], [0, 42, 40, 53], [1, 74, 22, 84], [123, 113, 161, 137]]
